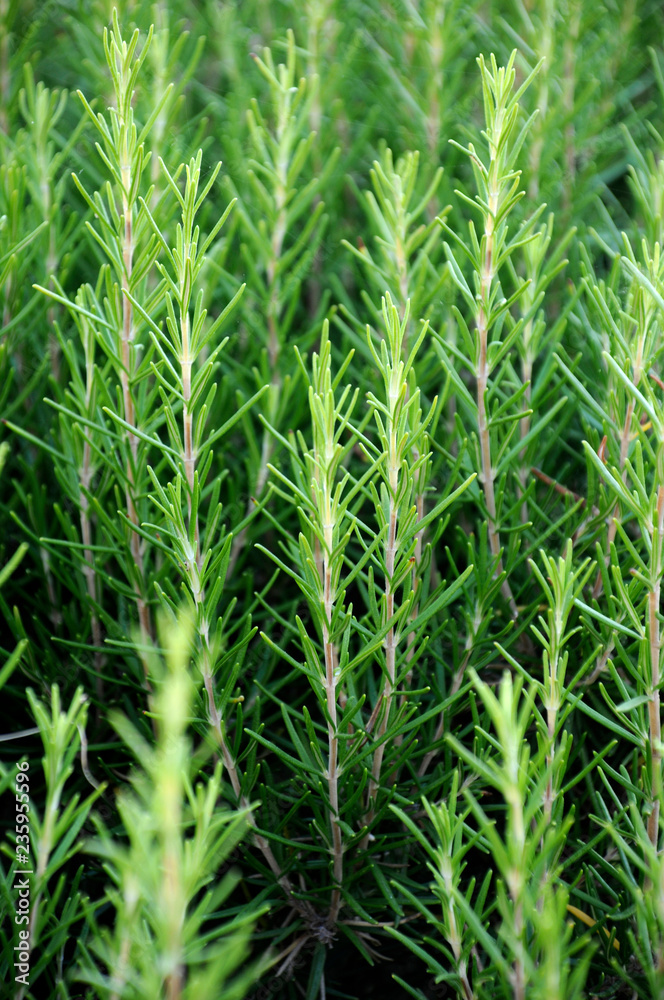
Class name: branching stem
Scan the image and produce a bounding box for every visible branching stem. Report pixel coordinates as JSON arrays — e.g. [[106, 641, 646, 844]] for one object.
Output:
[[80, 443, 103, 704], [120, 144, 152, 651], [198, 626, 298, 904], [477, 167, 517, 615], [366, 453, 399, 827], [593, 379, 638, 600], [323, 557, 343, 924]]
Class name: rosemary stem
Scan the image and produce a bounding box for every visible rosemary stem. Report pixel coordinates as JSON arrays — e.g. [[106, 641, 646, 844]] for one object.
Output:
[[647, 485, 664, 847], [478, 179, 517, 618], [120, 151, 152, 650], [324, 560, 343, 924]]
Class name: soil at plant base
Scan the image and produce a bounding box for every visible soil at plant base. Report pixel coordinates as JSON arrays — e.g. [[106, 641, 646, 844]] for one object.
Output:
[[326, 935, 447, 999], [247, 934, 448, 1000]]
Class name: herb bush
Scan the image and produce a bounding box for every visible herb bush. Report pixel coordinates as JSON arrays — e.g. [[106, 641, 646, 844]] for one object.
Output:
[[2, 1, 664, 998]]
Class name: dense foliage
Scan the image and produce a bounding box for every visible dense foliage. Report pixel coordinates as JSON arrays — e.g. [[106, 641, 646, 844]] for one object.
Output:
[[3, 2, 664, 998]]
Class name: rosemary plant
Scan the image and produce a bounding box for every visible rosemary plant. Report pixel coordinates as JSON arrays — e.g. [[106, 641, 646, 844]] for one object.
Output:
[[77, 620, 260, 1000], [439, 51, 546, 618], [1, 685, 100, 999], [3, 4, 664, 999]]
